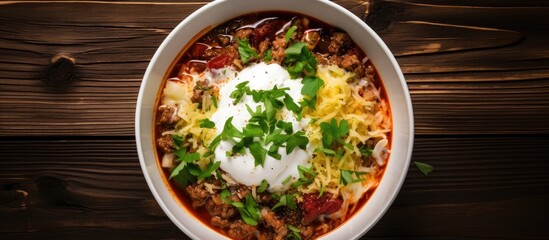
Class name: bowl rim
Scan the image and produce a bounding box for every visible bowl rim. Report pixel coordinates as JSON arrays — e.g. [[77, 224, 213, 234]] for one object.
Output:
[[136, 0, 414, 239]]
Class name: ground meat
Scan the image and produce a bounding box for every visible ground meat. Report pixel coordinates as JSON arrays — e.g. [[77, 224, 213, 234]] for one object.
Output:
[[328, 32, 351, 55], [228, 220, 257, 239], [261, 208, 288, 240], [202, 47, 222, 60], [206, 194, 236, 218], [191, 80, 210, 103], [314, 53, 329, 66], [231, 184, 251, 200], [261, 208, 284, 229], [158, 105, 180, 125], [259, 39, 270, 56], [188, 61, 207, 73], [211, 216, 231, 228], [340, 54, 360, 71], [185, 183, 211, 208], [258, 193, 277, 206], [235, 28, 253, 40], [340, 53, 364, 77], [156, 135, 174, 153], [271, 35, 287, 63], [218, 35, 231, 46], [303, 31, 321, 51], [276, 207, 302, 227], [299, 225, 314, 239]]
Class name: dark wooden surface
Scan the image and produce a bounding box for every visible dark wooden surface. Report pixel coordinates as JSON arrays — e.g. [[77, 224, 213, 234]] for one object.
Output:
[[1, 0, 548, 239]]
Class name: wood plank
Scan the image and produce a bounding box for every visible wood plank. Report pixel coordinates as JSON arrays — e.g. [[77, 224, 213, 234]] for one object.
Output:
[[0, 136, 547, 238], [0, 1, 548, 136]]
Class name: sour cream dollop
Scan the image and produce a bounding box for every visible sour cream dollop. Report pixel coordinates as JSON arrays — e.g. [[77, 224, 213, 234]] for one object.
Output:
[[210, 63, 312, 192]]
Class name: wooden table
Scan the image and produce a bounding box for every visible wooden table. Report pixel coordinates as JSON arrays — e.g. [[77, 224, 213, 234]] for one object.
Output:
[[1, 0, 548, 239]]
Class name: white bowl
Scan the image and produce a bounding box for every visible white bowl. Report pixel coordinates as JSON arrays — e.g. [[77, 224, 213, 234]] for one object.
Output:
[[136, 0, 414, 239]]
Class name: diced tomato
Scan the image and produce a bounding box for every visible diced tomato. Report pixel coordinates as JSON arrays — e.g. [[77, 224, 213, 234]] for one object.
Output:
[[301, 193, 343, 224], [189, 43, 209, 58], [207, 54, 232, 69]]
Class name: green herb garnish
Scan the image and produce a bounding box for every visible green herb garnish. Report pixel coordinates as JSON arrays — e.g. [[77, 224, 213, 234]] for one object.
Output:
[[263, 49, 272, 61], [199, 118, 215, 128], [300, 76, 324, 109], [231, 194, 261, 225], [340, 169, 367, 186], [197, 161, 221, 180], [291, 165, 316, 188], [271, 193, 297, 210], [285, 25, 297, 43], [413, 161, 434, 176], [257, 179, 269, 193], [171, 135, 185, 148], [318, 119, 351, 150], [283, 42, 317, 78], [238, 38, 259, 64], [287, 225, 302, 240]]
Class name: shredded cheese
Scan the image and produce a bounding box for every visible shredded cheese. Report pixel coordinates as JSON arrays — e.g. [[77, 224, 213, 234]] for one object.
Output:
[[162, 79, 217, 168], [301, 65, 391, 219]]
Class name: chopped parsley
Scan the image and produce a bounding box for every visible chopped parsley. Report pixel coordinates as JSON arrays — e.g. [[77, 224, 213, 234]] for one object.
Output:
[[285, 25, 297, 43], [231, 194, 261, 225], [413, 161, 434, 176], [340, 169, 367, 186], [263, 49, 272, 61], [291, 165, 316, 188], [257, 179, 269, 193], [271, 193, 297, 210], [238, 38, 259, 64], [169, 147, 217, 188], [287, 225, 302, 240], [316, 119, 352, 157], [199, 118, 215, 128], [283, 42, 317, 78]]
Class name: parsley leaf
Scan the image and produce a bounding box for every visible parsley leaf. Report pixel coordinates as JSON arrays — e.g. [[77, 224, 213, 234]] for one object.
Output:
[[319, 119, 349, 149], [238, 38, 259, 64], [340, 169, 367, 186], [300, 76, 324, 109], [359, 146, 373, 156], [413, 161, 434, 176], [291, 165, 316, 188], [199, 118, 215, 128], [221, 117, 243, 141], [231, 194, 261, 225], [283, 42, 317, 78], [230, 81, 250, 104], [285, 131, 309, 154], [169, 148, 203, 187], [249, 141, 267, 167], [174, 148, 200, 163], [263, 49, 272, 61], [287, 225, 302, 240], [300, 76, 323, 110], [285, 25, 297, 43], [197, 161, 221, 180], [271, 193, 297, 210], [220, 189, 232, 204], [171, 135, 185, 148], [257, 179, 269, 193], [211, 95, 218, 108]]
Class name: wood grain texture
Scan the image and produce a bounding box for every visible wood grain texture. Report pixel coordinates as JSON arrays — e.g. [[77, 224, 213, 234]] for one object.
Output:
[[0, 0, 548, 136], [0, 136, 547, 239]]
